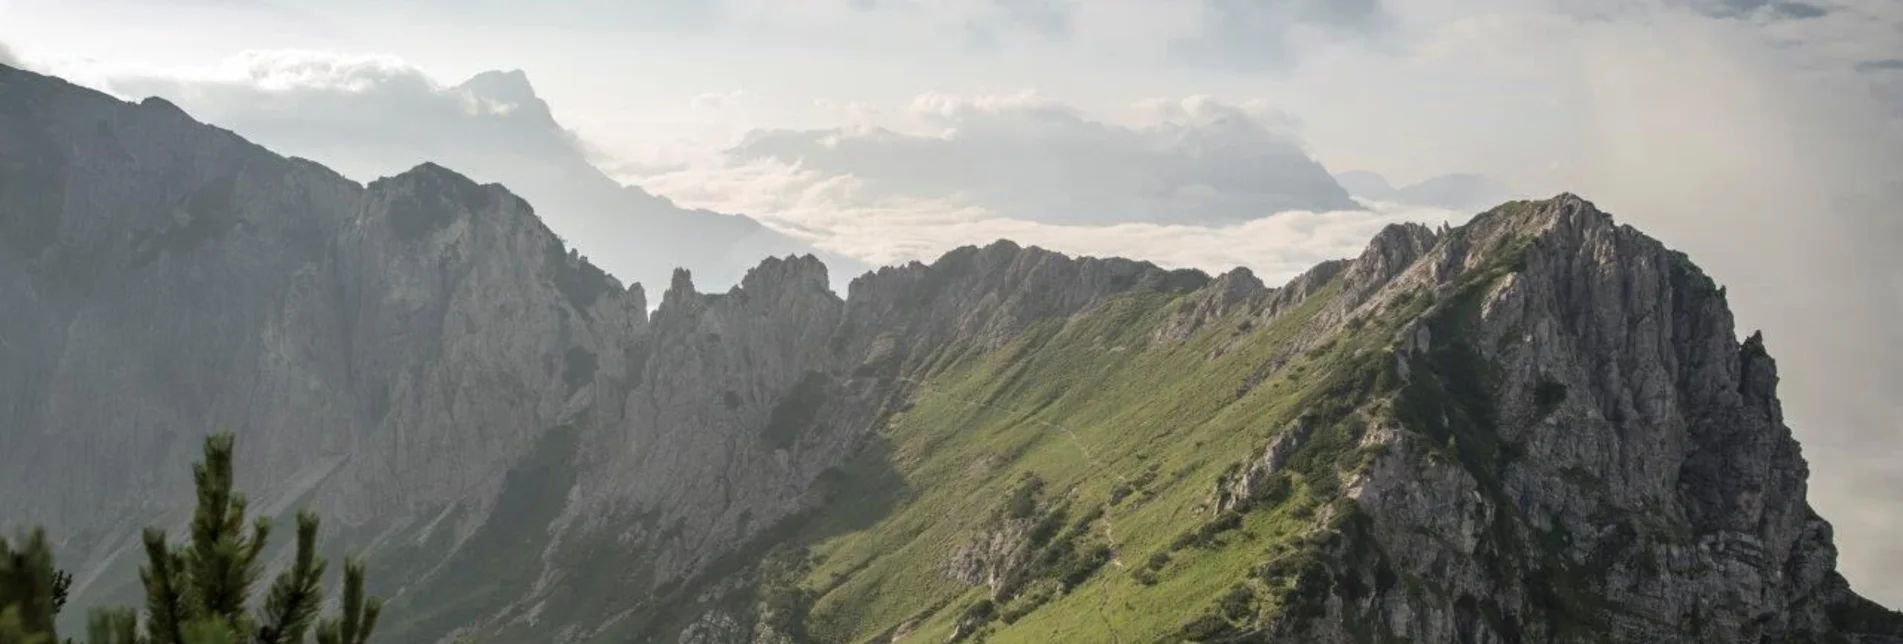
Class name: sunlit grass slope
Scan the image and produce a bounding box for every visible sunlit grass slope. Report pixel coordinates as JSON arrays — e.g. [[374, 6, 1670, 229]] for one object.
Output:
[[774, 266, 1442, 643]]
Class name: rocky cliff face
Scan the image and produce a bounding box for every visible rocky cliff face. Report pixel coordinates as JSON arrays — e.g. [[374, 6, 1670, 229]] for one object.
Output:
[[0, 65, 646, 617], [1249, 196, 1903, 643], [1, 64, 1898, 644]]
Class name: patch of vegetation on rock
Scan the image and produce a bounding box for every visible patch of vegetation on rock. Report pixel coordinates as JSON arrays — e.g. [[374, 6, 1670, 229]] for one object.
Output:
[[764, 371, 831, 449]]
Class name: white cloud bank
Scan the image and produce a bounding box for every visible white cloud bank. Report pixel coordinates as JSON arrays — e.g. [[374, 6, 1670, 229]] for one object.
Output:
[[688, 91, 1362, 227], [636, 150, 1463, 280], [617, 89, 1470, 281]]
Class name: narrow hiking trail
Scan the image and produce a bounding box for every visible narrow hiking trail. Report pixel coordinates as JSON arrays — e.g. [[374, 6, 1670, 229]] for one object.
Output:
[[896, 376, 1132, 644]]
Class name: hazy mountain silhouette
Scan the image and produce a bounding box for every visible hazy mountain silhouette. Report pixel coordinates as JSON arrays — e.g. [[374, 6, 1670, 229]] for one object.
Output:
[[1336, 170, 1509, 211], [111, 66, 862, 295]]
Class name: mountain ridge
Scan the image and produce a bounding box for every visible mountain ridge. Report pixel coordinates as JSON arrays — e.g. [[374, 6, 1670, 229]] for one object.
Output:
[[1, 62, 1898, 643]]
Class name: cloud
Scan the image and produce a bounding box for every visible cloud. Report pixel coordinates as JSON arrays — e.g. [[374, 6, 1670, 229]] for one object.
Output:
[[1856, 58, 1903, 72], [0, 41, 16, 68], [812, 98, 886, 125], [1335, 171, 1509, 210], [225, 49, 426, 93], [1169, 0, 1388, 70], [630, 154, 1462, 282], [963, 0, 1077, 47], [390, 0, 722, 31], [1692, 0, 1831, 20], [619, 90, 1454, 284], [102, 51, 572, 183], [693, 91, 1357, 227], [689, 89, 760, 110]]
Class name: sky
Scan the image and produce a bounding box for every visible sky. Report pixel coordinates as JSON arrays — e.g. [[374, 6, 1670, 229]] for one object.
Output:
[[2, 0, 1900, 606]]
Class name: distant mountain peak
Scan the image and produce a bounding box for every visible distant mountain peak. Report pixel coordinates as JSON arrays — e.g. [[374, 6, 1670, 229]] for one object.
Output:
[[136, 95, 190, 118], [385, 160, 475, 183], [452, 68, 554, 123], [456, 69, 538, 103], [1336, 169, 1509, 211]]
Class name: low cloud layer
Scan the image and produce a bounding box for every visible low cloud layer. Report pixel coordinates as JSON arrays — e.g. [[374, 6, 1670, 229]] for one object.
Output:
[[708, 92, 1358, 226], [632, 154, 1461, 283]]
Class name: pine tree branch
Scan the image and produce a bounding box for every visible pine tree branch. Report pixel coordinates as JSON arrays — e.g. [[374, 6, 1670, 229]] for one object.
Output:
[[255, 513, 325, 644], [139, 530, 190, 644], [315, 558, 379, 644], [185, 433, 257, 630], [1, 529, 65, 641], [85, 606, 140, 644]]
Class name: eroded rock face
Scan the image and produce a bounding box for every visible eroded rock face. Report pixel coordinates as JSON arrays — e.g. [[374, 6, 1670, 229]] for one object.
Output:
[[1214, 419, 1312, 516], [0, 66, 646, 614], [549, 244, 1210, 603], [1265, 195, 1901, 643]]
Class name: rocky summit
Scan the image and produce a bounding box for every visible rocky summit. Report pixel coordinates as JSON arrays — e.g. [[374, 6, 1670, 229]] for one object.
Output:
[[1, 63, 1899, 643]]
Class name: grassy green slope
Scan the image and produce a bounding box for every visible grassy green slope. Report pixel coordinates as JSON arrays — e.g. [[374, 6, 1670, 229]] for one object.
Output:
[[773, 265, 1440, 643]]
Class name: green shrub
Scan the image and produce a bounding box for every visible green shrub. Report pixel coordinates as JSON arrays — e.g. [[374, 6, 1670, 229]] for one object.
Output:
[[1533, 379, 1568, 416], [1218, 584, 1256, 621], [1178, 612, 1238, 641], [998, 474, 1047, 522]]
